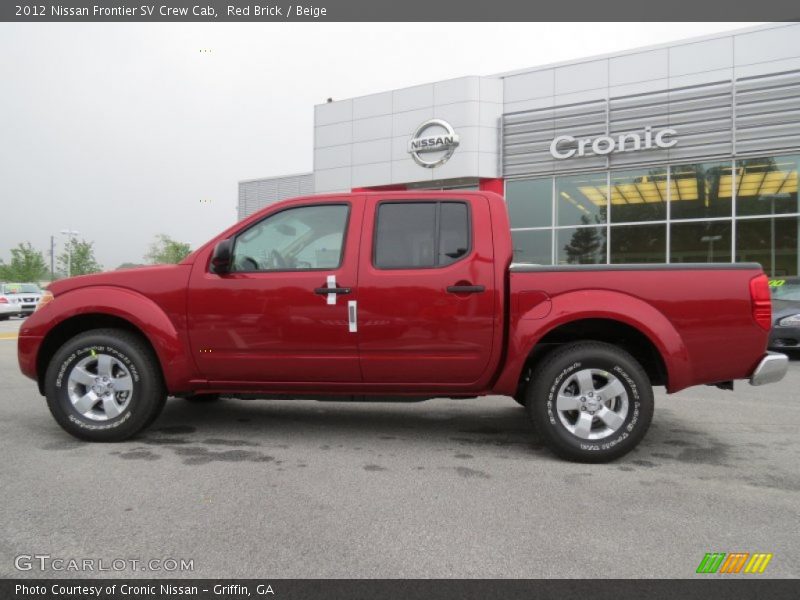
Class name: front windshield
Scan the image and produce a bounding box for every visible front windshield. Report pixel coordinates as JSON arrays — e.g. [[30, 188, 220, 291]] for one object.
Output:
[[2, 284, 41, 294], [770, 280, 800, 302]]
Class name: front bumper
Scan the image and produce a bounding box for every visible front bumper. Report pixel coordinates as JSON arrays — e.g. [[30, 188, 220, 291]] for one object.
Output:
[[17, 335, 43, 383], [749, 352, 789, 386]]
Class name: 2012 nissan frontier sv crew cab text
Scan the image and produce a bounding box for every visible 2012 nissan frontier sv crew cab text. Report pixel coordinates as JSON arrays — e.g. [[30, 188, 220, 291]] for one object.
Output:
[[17, 191, 789, 462]]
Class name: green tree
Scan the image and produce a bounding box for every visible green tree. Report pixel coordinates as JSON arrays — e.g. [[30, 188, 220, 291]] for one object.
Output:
[[116, 262, 146, 270], [0, 242, 49, 282], [563, 215, 606, 264], [57, 238, 102, 277], [145, 234, 192, 265]]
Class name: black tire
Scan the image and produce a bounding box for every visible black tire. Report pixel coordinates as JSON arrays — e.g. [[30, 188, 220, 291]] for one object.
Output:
[[44, 328, 167, 442], [0, 315, 9, 321], [526, 341, 654, 463], [183, 393, 221, 402], [512, 394, 527, 407]]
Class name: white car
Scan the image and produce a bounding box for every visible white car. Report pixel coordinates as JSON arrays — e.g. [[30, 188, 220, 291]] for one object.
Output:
[[0, 283, 43, 319]]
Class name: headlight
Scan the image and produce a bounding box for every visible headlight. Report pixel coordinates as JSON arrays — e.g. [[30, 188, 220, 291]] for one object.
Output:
[[34, 290, 54, 312], [777, 313, 800, 327]]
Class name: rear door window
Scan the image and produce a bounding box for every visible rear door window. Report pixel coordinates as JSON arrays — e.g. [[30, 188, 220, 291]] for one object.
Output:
[[373, 201, 471, 269]]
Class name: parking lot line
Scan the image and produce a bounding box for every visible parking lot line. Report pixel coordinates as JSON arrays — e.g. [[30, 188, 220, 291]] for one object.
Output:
[[0, 333, 19, 340]]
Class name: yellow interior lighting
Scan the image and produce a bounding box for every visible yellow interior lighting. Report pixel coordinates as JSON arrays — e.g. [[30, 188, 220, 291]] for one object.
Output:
[[577, 186, 608, 206], [607, 177, 668, 205], [572, 162, 798, 208], [737, 166, 797, 197], [560, 190, 591, 213]]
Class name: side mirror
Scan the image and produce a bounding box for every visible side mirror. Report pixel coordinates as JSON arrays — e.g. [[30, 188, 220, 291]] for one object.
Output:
[[210, 239, 233, 274]]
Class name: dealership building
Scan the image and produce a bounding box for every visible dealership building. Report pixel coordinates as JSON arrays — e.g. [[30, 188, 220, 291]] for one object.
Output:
[[239, 23, 800, 276]]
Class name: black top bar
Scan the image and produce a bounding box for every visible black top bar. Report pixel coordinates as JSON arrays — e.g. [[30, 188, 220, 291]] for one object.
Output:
[[2, 1, 798, 22]]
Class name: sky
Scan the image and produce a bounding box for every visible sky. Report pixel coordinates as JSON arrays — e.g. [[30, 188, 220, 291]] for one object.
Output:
[[0, 22, 762, 270]]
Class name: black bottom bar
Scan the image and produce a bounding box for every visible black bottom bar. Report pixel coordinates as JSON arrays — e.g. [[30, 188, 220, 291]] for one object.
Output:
[[2, 579, 799, 600]]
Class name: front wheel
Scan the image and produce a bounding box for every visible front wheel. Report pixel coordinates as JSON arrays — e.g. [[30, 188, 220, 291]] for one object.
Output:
[[44, 328, 167, 442], [526, 341, 654, 462]]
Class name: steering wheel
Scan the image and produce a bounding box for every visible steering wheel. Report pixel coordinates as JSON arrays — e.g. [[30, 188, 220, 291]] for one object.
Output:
[[235, 256, 259, 271]]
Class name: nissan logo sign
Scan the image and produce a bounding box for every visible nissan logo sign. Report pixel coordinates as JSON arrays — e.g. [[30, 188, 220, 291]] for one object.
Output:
[[550, 126, 678, 159], [407, 119, 460, 168]]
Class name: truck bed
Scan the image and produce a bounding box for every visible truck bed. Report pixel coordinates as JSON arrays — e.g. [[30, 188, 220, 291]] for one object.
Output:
[[504, 262, 767, 393]]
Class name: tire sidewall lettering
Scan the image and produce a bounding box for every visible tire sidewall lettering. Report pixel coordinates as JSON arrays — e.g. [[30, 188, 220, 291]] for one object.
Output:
[[549, 360, 639, 453], [546, 361, 581, 425], [54, 343, 140, 430]]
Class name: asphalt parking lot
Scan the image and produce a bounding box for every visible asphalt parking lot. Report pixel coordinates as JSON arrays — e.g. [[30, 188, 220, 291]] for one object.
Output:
[[1, 316, 798, 579]]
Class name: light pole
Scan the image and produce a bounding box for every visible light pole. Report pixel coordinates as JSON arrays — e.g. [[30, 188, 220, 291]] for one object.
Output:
[[701, 235, 722, 262], [60, 229, 80, 277]]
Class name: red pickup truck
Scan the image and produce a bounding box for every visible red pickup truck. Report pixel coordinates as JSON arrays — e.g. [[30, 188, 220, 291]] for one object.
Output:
[[17, 191, 788, 461]]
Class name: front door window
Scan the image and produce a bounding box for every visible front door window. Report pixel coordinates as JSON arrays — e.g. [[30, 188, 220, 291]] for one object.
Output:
[[232, 204, 349, 272]]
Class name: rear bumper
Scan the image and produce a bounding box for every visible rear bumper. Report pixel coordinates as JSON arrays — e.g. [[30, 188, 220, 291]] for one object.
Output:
[[749, 352, 789, 386]]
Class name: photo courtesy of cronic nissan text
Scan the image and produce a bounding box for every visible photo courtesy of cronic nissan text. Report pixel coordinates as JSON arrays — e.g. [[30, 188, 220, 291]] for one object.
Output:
[[1, 2, 799, 599]]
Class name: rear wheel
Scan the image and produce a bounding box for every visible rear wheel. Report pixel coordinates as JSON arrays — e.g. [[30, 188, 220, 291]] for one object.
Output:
[[44, 329, 166, 442], [526, 341, 654, 462]]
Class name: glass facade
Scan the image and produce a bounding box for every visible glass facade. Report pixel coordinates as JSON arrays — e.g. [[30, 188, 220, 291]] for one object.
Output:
[[506, 154, 800, 276]]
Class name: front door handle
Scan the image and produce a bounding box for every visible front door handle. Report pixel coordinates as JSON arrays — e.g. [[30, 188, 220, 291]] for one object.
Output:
[[314, 286, 351, 295], [446, 285, 485, 294]]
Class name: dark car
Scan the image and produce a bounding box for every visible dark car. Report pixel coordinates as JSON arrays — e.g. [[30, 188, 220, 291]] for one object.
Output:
[[769, 277, 800, 353]]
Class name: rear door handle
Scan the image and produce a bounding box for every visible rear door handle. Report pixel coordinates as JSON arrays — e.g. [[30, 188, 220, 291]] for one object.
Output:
[[446, 285, 485, 294], [314, 287, 351, 295]]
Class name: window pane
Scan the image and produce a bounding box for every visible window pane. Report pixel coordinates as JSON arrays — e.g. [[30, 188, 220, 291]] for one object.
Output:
[[610, 224, 666, 264], [736, 155, 800, 217], [557, 226, 607, 265], [609, 167, 668, 223], [669, 220, 732, 263], [439, 202, 470, 266], [511, 230, 552, 264], [506, 178, 552, 228], [295, 231, 344, 269], [233, 204, 348, 271], [736, 217, 800, 277], [374, 203, 436, 268], [670, 162, 733, 220], [557, 173, 608, 227]]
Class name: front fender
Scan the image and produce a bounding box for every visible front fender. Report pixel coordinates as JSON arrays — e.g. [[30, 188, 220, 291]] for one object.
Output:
[[493, 289, 692, 395], [22, 286, 196, 393]]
